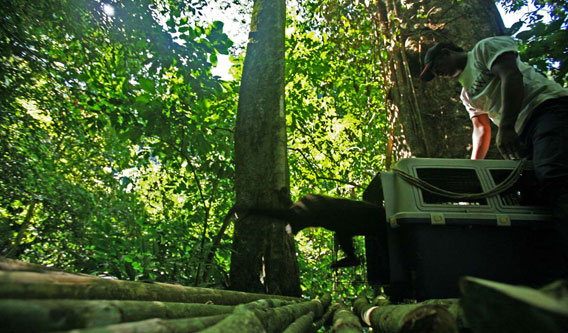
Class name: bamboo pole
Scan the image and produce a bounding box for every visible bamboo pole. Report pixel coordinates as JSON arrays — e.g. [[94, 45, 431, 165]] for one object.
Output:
[[0, 271, 301, 304], [246, 298, 303, 308], [198, 303, 271, 333], [0, 257, 97, 278], [65, 314, 229, 333], [331, 304, 363, 333], [282, 312, 315, 333], [354, 292, 460, 332], [353, 293, 376, 325], [418, 299, 469, 329], [313, 303, 340, 332], [318, 292, 332, 309], [0, 299, 234, 332], [202, 295, 327, 332], [263, 298, 326, 332]]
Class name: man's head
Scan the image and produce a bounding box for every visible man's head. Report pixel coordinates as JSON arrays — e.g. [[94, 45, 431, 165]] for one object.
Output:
[[420, 42, 466, 81]]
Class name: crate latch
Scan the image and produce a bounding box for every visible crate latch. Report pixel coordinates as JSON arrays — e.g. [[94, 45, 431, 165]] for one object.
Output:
[[431, 213, 446, 225], [389, 216, 399, 228], [496, 215, 511, 226]]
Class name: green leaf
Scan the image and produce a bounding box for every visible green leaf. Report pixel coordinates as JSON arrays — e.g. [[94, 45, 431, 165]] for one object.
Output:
[[508, 21, 524, 35], [211, 21, 224, 33], [179, 26, 192, 33], [139, 78, 155, 94], [516, 30, 535, 41], [135, 94, 152, 104]]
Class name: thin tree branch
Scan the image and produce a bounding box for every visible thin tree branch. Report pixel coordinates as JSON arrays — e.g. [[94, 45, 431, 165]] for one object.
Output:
[[212, 127, 234, 134], [200, 205, 235, 284], [6, 200, 37, 258], [170, 137, 212, 286]]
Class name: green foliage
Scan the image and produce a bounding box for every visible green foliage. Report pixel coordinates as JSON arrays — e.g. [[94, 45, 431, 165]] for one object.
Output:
[[0, 0, 390, 299], [499, 0, 568, 85], [285, 0, 390, 299], [0, 0, 238, 286]]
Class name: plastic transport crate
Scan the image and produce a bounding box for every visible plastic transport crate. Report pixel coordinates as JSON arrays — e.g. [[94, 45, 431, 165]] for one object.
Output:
[[378, 158, 567, 301]]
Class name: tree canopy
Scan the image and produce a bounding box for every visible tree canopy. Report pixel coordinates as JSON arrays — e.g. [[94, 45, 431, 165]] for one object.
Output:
[[499, 0, 568, 85]]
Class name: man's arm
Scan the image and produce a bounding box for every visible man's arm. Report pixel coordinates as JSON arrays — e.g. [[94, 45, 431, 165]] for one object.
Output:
[[471, 114, 492, 160], [490, 51, 524, 159]]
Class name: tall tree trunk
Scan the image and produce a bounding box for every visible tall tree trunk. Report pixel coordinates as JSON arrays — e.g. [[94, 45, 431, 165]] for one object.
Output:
[[230, 0, 301, 297], [378, 0, 507, 158]]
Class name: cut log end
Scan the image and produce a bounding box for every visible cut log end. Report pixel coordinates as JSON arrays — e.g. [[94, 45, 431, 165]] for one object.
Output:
[[400, 305, 459, 333]]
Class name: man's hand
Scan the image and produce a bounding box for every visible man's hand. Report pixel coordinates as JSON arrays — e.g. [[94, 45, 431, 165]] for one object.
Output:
[[496, 125, 522, 160]]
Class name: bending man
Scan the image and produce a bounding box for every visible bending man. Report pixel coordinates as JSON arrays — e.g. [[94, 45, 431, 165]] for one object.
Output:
[[420, 36, 568, 223]]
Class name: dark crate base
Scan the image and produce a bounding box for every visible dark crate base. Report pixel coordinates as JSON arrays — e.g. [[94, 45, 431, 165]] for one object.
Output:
[[387, 223, 568, 301]]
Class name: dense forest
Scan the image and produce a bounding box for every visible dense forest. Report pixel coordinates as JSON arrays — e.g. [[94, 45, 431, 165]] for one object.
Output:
[[1, 0, 567, 301]]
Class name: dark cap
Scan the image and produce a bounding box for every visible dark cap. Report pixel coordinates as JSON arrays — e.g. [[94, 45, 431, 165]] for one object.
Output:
[[419, 42, 464, 82]]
